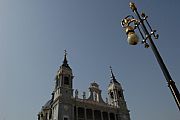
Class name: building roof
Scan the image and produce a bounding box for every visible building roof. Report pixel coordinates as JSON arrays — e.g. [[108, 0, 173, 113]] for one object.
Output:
[[42, 99, 53, 109]]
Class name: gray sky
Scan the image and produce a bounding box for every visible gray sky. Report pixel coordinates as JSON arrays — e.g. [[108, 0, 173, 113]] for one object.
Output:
[[0, 0, 179, 120]]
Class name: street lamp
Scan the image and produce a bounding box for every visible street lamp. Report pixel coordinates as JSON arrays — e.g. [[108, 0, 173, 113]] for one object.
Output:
[[121, 2, 180, 111]]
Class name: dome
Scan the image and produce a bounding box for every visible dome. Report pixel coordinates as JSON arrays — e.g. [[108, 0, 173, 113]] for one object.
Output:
[[90, 82, 99, 88]]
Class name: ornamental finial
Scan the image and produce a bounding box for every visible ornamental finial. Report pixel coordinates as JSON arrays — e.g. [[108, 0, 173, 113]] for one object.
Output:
[[62, 50, 69, 67], [129, 2, 137, 11], [110, 66, 115, 80], [64, 49, 67, 56]]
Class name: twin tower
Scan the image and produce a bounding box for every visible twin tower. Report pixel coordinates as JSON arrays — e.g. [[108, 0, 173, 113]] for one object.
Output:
[[38, 52, 130, 120]]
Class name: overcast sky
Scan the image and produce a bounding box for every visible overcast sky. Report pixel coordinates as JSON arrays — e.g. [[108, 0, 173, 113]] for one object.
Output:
[[0, 0, 179, 120]]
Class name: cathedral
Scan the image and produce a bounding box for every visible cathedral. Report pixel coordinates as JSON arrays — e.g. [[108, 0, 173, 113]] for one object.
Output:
[[38, 52, 131, 120]]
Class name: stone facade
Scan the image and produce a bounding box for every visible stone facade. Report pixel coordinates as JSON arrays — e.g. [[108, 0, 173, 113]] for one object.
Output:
[[38, 53, 130, 120]]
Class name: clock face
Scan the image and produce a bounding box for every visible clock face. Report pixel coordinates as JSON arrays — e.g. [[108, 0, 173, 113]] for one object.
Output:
[[64, 105, 69, 111]]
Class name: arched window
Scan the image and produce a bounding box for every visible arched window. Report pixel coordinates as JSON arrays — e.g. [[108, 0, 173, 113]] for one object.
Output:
[[110, 91, 114, 99], [64, 76, 69, 85], [118, 90, 123, 99], [93, 92, 97, 101]]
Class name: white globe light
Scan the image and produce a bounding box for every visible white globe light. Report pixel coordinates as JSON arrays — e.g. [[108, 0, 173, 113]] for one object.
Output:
[[127, 33, 139, 45]]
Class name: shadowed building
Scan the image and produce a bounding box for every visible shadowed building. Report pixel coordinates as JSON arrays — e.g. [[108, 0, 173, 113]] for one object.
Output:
[[38, 53, 130, 120]]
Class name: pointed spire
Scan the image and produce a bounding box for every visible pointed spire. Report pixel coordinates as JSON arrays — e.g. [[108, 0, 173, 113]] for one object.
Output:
[[110, 66, 119, 83], [63, 50, 68, 64], [62, 50, 70, 68]]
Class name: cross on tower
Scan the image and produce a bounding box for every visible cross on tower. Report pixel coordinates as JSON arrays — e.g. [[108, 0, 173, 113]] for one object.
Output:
[[64, 50, 67, 56]]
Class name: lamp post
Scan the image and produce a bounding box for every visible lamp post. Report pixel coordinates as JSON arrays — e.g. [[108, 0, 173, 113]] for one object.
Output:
[[121, 2, 180, 111]]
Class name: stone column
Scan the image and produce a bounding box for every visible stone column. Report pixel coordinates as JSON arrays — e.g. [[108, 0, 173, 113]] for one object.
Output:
[[114, 113, 117, 120], [92, 109, 95, 120], [85, 108, 87, 120], [76, 107, 78, 120], [108, 112, 110, 120], [114, 91, 117, 107], [101, 111, 103, 120]]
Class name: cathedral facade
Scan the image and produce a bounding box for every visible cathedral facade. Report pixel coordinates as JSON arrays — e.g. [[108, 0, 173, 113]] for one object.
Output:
[[38, 53, 130, 120]]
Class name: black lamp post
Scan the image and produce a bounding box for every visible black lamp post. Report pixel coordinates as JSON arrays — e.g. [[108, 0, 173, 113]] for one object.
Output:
[[121, 2, 180, 111]]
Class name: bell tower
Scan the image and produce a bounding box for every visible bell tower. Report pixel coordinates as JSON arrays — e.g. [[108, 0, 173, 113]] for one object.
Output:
[[108, 67, 127, 108], [108, 67, 130, 120], [51, 51, 75, 120], [53, 50, 74, 100]]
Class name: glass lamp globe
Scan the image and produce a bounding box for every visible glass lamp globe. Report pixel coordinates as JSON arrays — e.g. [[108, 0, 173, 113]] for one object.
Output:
[[125, 26, 139, 45], [127, 32, 139, 45]]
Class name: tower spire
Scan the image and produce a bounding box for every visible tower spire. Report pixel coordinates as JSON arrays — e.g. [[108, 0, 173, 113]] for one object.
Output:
[[110, 66, 119, 83], [63, 50, 68, 64], [62, 50, 70, 68]]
